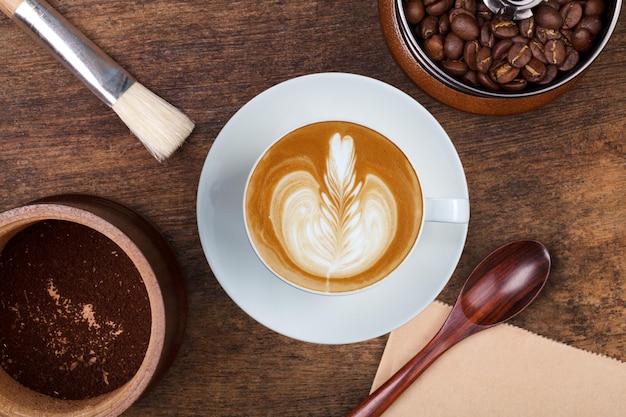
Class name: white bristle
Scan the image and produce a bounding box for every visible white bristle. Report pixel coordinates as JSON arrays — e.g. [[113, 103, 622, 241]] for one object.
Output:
[[112, 82, 195, 161]]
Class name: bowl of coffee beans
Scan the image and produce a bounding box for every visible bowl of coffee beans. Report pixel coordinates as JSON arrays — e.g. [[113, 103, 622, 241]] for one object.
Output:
[[0, 195, 186, 416], [379, 0, 621, 114]]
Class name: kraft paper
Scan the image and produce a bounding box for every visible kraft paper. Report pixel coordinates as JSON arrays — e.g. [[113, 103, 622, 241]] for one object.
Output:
[[371, 301, 626, 416]]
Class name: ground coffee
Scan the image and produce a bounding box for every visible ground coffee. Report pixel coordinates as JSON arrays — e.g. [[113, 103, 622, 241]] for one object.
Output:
[[0, 220, 151, 400]]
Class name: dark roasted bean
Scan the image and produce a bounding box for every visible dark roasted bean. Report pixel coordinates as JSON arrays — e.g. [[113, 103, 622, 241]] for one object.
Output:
[[451, 13, 480, 40], [558, 47, 580, 71], [491, 62, 520, 84], [462, 69, 480, 85], [584, 0, 605, 15], [544, 39, 566, 65], [444, 32, 465, 59], [492, 39, 513, 61], [477, 71, 500, 90], [537, 64, 559, 84], [418, 15, 439, 39], [438, 13, 451, 35], [529, 39, 549, 63], [577, 15, 602, 36], [441, 59, 469, 76], [534, 4, 564, 29], [501, 78, 528, 91], [480, 24, 494, 47], [572, 27, 594, 51], [426, 0, 454, 16], [476, 47, 493, 72], [508, 42, 533, 68], [522, 58, 547, 82], [405, 0, 426, 24], [561, 2, 583, 29], [424, 34, 446, 61], [519, 17, 536, 38], [491, 15, 519, 38], [463, 40, 480, 70]]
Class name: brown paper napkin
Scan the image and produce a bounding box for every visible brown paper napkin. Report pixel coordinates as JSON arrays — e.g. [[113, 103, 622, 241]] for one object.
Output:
[[371, 301, 626, 416]]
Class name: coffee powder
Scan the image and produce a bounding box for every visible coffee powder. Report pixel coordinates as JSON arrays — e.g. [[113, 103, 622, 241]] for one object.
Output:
[[0, 220, 151, 400]]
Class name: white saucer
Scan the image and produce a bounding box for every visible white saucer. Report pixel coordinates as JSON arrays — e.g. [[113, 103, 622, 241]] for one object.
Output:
[[197, 73, 469, 344]]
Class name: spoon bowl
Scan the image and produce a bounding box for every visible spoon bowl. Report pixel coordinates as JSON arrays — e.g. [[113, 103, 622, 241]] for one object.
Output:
[[348, 240, 551, 417]]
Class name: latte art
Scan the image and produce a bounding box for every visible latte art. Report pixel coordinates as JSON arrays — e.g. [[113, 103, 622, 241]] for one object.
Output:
[[270, 134, 397, 279], [245, 121, 422, 293]]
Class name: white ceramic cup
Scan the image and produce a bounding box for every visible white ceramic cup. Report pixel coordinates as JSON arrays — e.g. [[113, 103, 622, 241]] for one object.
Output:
[[243, 122, 469, 295]]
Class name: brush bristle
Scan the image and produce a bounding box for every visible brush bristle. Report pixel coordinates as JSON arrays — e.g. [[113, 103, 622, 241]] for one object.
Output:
[[112, 82, 194, 161]]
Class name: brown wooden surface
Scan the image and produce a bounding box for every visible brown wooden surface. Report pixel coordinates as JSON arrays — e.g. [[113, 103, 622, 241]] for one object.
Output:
[[0, 1, 624, 415]]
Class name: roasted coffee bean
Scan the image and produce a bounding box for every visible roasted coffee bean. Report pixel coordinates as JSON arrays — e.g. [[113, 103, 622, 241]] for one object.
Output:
[[476, 47, 493, 72], [544, 39, 566, 65], [558, 46, 580, 71], [455, 0, 477, 13], [522, 58, 547, 82], [444, 32, 465, 59], [438, 13, 451, 34], [572, 27, 594, 51], [577, 15, 602, 36], [529, 39, 549, 63], [560, 2, 583, 29], [534, 4, 564, 29], [426, 0, 454, 16], [405, 0, 426, 24], [501, 78, 528, 91], [424, 34, 446, 61], [477, 71, 500, 90], [463, 40, 480, 70], [441, 59, 469, 76], [519, 17, 536, 38], [537, 64, 559, 84], [480, 24, 494, 47], [491, 62, 520, 84], [584, 0, 605, 16], [508, 42, 532, 68], [492, 39, 513, 61], [451, 13, 480, 40], [418, 15, 439, 39], [536, 27, 562, 42], [462, 69, 480, 85], [491, 15, 518, 38], [476, 3, 493, 24]]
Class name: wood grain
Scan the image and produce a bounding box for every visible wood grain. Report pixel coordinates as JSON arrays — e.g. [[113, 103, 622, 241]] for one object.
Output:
[[0, 1, 624, 416]]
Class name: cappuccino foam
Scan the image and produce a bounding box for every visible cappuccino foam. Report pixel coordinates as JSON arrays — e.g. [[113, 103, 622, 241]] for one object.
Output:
[[245, 121, 422, 293]]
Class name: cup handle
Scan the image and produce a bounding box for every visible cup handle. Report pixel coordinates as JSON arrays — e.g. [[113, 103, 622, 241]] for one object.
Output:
[[423, 198, 470, 224]]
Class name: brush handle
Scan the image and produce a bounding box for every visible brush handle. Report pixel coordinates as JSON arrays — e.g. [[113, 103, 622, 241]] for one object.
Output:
[[2, 0, 134, 107]]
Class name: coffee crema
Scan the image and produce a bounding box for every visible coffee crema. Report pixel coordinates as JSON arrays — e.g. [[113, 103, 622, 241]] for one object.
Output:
[[245, 121, 422, 293]]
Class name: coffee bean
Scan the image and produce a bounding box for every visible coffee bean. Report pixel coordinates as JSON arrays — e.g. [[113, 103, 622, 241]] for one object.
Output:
[[572, 27, 594, 51], [451, 13, 480, 40], [463, 40, 480, 70], [534, 4, 564, 29], [529, 39, 549, 63], [424, 34, 445, 61], [522, 58, 547, 82], [480, 24, 494, 47], [537, 64, 559, 84], [441, 59, 469, 76], [477, 71, 500, 90], [491, 15, 519, 38], [455, 0, 477, 13], [558, 46, 580, 71], [584, 0, 605, 15], [444, 32, 465, 59], [560, 2, 583, 29], [577, 15, 602, 36], [462, 69, 480, 85], [501, 78, 528, 91], [438, 13, 451, 34], [507, 42, 532, 68], [476, 47, 493, 72], [405, 0, 426, 24], [519, 17, 536, 38], [492, 39, 513, 61], [418, 15, 439, 39], [491, 62, 520, 84], [426, 0, 454, 16], [544, 39, 566, 65]]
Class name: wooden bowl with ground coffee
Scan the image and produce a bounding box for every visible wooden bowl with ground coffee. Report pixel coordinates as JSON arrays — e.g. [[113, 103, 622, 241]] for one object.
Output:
[[0, 194, 186, 417]]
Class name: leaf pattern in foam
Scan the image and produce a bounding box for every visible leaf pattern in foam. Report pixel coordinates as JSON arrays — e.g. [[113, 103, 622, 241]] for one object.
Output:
[[270, 133, 397, 279]]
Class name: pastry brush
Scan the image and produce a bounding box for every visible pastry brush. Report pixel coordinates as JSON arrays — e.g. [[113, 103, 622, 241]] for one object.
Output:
[[0, 0, 194, 161]]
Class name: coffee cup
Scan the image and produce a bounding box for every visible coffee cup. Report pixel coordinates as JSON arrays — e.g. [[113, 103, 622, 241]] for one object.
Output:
[[243, 120, 469, 295]]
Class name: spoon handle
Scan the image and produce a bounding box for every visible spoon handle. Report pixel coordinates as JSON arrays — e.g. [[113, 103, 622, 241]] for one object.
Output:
[[347, 307, 480, 417]]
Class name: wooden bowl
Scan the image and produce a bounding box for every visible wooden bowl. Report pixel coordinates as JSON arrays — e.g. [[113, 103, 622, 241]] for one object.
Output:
[[379, 0, 622, 115], [0, 195, 186, 417]]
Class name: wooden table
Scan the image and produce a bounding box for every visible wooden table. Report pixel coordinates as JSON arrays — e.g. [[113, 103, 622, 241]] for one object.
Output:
[[1, 1, 624, 415]]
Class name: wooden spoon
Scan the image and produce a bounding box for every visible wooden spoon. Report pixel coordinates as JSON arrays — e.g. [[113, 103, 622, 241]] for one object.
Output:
[[348, 240, 551, 417]]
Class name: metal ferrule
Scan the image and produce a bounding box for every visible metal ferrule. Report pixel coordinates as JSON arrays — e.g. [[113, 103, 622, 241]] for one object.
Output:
[[13, 0, 134, 107]]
